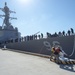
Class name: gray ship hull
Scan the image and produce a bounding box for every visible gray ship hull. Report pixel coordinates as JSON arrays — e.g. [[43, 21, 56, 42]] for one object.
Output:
[[5, 35, 75, 59]]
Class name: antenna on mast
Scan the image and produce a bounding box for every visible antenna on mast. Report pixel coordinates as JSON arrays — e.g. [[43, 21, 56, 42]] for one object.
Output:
[[5, 2, 7, 6], [0, 2, 17, 29]]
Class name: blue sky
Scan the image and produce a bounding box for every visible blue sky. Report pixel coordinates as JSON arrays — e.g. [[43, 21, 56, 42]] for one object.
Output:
[[0, 0, 75, 36]]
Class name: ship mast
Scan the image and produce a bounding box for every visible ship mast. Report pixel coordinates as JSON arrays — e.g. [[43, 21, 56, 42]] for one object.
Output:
[[0, 2, 17, 28]]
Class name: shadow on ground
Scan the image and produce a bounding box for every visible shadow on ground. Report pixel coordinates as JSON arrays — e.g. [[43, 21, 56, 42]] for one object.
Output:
[[59, 64, 75, 72]]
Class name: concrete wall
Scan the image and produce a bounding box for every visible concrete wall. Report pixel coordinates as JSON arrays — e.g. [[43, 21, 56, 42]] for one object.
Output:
[[6, 35, 75, 59]]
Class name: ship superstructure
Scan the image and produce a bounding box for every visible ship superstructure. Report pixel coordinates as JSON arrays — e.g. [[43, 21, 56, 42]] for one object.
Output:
[[0, 2, 21, 43]]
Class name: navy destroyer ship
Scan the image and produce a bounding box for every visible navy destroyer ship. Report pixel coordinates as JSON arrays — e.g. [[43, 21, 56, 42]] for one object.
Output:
[[0, 2, 21, 44], [0, 2, 75, 59]]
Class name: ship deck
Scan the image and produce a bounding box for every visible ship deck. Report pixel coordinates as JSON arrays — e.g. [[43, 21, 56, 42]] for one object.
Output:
[[0, 49, 75, 75]]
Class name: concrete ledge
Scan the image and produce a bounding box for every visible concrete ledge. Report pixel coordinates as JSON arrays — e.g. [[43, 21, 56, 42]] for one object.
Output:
[[5, 48, 50, 58]]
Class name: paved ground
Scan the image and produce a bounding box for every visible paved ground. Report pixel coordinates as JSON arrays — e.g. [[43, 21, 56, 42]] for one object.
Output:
[[0, 49, 75, 75]]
